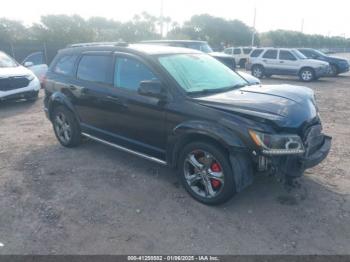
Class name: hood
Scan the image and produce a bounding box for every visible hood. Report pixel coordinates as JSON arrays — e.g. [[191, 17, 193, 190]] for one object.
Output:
[[306, 59, 329, 66], [0, 65, 33, 78], [325, 55, 348, 63], [209, 52, 234, 59], [194, 84, 317, 128]]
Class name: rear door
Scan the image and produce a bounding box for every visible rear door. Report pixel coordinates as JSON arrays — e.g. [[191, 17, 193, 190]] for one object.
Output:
[[72, 52, 115, 131], [261, 49, 279, 74]]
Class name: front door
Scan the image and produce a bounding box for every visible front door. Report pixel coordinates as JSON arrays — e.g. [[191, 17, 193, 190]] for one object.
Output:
[[105, 53, 167, 159], [278, 50, 300, 75]]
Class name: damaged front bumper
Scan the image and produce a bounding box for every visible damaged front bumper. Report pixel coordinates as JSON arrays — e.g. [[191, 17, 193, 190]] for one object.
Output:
[[263, 134, 332, 179]]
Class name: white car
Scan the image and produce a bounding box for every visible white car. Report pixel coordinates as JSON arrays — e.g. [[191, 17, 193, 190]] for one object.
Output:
[[0, 51, 40, 101], [223, 47, 253, 68], [246, 48, 330, 82]]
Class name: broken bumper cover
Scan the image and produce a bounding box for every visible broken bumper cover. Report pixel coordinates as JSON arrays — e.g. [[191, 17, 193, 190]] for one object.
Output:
[[300, 135, 332, 169], [276, 135, 332, 178]]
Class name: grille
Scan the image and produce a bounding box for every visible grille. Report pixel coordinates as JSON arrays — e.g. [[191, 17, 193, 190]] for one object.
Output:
[[0, 76, 30, 91], [303, 124, 324, 156]]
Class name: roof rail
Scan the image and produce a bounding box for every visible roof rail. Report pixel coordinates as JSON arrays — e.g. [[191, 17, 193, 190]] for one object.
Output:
[[67, 42, 128, 48]]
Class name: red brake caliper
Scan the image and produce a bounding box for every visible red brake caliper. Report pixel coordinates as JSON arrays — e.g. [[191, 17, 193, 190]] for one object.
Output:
[[210, 162, 222, 189]]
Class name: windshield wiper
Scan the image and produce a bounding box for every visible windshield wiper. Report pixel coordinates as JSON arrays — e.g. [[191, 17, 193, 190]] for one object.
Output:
[[188, 83, 247, 96]]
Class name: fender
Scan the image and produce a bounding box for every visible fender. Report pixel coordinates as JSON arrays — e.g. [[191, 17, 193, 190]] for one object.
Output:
[[47, 91, 80, 122], [167, 120, 247, 167]]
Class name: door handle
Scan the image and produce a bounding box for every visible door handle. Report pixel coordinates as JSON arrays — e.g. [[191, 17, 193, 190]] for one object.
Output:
[[263, 59, 267, 62], [279, 61, 284, 63], [106, 96, 128, 109]]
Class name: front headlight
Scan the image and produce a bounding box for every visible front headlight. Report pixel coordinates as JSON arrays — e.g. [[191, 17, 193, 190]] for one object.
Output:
[[249, 129, 305, 155], [26, 74, 35, 82]]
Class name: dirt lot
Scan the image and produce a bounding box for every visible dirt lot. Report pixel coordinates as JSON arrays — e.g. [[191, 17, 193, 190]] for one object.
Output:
[[0, 57, 350, 254]]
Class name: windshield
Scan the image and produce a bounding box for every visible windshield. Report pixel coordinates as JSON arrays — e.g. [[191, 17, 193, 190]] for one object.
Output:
[[313, 49, 326, 57], [158, 53, 247, 95], [291, 49, 307, 59], [0, 52, 18, 68]]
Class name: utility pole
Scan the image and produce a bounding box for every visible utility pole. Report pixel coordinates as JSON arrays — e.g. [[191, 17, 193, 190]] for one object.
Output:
[[160, 0, 164, 38], [301, 18, 304, 33], [251, 7, 256, 47]]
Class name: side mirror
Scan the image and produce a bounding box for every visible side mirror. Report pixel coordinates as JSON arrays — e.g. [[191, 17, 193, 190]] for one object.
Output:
[[23, 61, 34, 67], [138, 80, 166, 99]]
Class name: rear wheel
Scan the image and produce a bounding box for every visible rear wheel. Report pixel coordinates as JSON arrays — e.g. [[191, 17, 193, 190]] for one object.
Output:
[[251, 65, 264, 78], [178, 141, 236, 205], [239, 59, 247, 68], [52, 106, 81, 147], [299, 68, 315, 82]]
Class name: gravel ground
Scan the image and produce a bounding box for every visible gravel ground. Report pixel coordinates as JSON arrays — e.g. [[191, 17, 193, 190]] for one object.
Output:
[[0, 56, 349, 254]]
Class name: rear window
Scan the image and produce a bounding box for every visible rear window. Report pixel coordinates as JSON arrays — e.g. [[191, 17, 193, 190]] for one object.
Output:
[[243, 48, 252, 54], [250, 49, 264, 57], [262, 49, 278, 59], [53, 55, 77, 76], [233, 48, 241, 55], [77, 55, 113, 84], [224, 48, 233, 55]]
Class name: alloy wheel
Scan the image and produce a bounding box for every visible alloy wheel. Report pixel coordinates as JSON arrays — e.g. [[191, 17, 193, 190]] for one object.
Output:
[[301, 70, 313, 81], [253, 67, 263, 78], [54, 112, 72, 144], [183, 150, 225, 199]]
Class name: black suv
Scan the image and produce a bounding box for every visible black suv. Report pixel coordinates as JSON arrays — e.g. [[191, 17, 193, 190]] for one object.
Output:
[[44, 42, 331, 205]]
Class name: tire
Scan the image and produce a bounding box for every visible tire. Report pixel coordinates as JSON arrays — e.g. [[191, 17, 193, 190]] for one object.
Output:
[[329, 64, 339, 77], [239, 59, 246, 68], [177, 141, 236, 205], [299, 68, 315, 82], [251, 65, 264, 78], [52, 106, 81, 147], [26, 91, 39, 102]]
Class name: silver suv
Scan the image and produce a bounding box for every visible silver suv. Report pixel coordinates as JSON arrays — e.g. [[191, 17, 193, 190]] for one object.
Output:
[[246, 48, 330, 82]]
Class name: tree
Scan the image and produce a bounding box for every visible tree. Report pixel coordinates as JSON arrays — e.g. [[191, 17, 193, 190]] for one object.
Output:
[[0, 18, 27, 44]]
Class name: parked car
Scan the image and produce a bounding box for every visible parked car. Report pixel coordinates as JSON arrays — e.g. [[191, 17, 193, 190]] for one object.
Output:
[[140, 40, 260, 85], [298, 48, 350, 76], [44, 42, 331, 205], [223, 46, 254, 68], [0, 51, 40, 102], [246, 48, 330, 82], [141, 40, 236, 70], [22, 51, 48, 84]]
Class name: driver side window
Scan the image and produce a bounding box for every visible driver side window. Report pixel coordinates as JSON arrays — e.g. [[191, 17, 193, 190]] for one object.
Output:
[[114, 57, 158, 91]]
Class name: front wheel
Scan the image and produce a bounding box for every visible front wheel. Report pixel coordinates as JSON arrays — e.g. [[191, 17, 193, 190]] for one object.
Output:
[[26, 91, 39, 102], [52, 106, 81, 147], [299, 68, 315, 82], [178, 142, 236, 205], [251, 65, 264, 78], [329, 64, 339, 77]]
